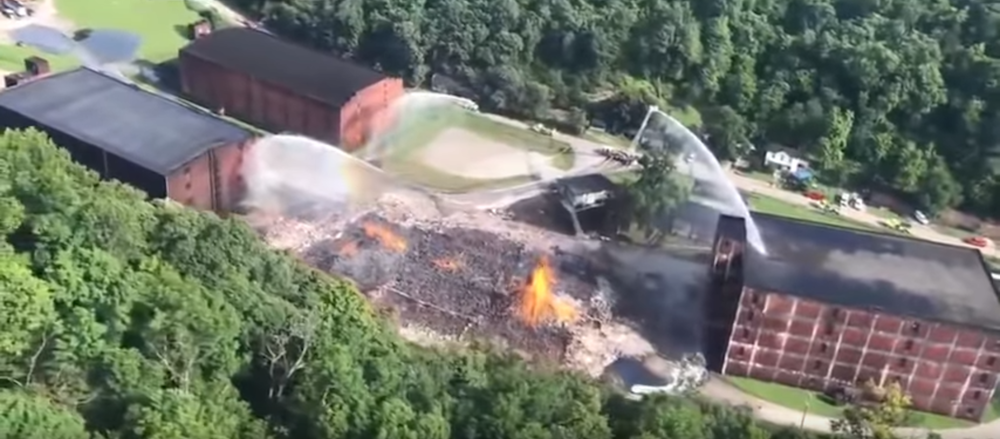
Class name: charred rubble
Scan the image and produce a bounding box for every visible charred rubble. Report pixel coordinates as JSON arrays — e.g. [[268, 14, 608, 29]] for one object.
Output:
[[300, 214, 611, 361]]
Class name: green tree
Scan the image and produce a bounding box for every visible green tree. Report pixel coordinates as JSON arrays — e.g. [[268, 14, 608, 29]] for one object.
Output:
[[831, 380, 912, 439], [0, 391, 87, 439], [623, 151, 693, 243]]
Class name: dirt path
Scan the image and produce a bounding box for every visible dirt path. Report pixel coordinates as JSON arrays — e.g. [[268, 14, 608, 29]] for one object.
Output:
[[728, 171, 999, 259]]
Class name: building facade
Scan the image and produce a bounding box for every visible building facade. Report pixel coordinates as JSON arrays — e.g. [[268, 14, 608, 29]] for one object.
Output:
[[0, 66, 254, 212], [706, 214, 1000, 421], [178, 27, 404, 151]]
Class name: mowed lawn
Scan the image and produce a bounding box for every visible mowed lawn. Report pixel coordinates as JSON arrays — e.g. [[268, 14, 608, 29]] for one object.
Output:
[[56, 0, 201, 63], [380, 107, 572, 191], [0, 45, 78, 72], [746, 193, 881, 232], [728, 377, 984, 429]]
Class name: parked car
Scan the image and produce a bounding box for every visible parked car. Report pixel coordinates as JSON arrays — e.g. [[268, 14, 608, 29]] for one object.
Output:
[[913, 210, 930, 225], [530, 124, 555, 136], [964, 236, 991, 248], [1, 0, 29, 18]]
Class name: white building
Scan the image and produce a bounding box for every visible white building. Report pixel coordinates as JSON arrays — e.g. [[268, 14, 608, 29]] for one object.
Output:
[[763, 148, 809, 171]]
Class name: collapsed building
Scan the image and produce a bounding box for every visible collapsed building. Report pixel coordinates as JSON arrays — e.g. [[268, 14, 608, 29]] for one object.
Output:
[[256, 192, 712, 383], [707, 212, 1000, 421]]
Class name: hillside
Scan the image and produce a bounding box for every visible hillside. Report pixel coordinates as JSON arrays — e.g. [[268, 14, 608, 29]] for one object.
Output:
[[232, 0, 1000, 217]]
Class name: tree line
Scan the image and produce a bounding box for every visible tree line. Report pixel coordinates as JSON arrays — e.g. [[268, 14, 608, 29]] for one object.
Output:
[[229, 0, 1000, 216], [1, 128, 860, 437]]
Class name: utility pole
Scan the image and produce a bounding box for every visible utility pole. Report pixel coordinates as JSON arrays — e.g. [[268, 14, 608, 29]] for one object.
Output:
[[800, 399, 810, 429], [629, 105, 659, 152]]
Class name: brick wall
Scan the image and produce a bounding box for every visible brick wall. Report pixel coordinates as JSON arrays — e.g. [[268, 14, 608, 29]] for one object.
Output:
[[723, 290, 1000, 421]]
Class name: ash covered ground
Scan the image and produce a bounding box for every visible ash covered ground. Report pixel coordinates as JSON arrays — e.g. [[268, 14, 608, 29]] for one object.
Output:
[[255, 189, 706, 377]]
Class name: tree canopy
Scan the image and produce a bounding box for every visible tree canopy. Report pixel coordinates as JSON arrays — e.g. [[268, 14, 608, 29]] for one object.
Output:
[[231, 0, 1000, 215], [0, 128, 847, 437]]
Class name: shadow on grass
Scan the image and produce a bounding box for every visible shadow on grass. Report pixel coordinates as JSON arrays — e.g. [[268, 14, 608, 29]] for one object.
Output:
[[173, 25, 193, 41]]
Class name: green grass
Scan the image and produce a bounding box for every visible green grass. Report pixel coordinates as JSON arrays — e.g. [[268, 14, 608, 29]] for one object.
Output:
[[0, 45, 79, 73], [456, 114, 574, 170], [728, 377, 975, 429], [582, 128, 632, 149], [665, 103, 703, 128], [380, 109, 572, 191], [747, 193, 881, 232], [56, 0, 202, 64], [728, 377, 844, 418]]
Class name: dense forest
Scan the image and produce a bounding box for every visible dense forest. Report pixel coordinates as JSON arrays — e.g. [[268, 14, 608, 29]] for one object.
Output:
[[0, 127, 851, 437], [230, 0, 1000, 216]]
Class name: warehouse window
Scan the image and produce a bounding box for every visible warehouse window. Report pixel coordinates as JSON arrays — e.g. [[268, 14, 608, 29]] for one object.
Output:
[[910, 322, 921, 334], [747, 310, 755, 322], [819, 343, 828, 353], [973, 390, 982, 400], [987, 356, 996, 367], [830, 308, 841, 318], [813, 360, 822, 370], [184, 166, 191, 175], [741, 328, 751, 339], [898, 358, 907, 367], [980, 373, 989, 384], [904, 340, 914, 351], [825, 323, 835, 336], [735, 346, 745, 356]]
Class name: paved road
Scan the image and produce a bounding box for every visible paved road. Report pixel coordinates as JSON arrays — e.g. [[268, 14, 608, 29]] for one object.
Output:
[[727, 171, 999, 258]]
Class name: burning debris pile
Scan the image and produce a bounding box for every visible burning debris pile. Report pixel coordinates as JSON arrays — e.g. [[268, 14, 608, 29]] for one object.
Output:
[[302, 214, 605, 361]]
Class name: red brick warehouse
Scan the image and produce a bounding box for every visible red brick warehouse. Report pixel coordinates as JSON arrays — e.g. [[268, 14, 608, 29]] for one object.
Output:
[[0, 66, 254, 212], [705, 213, 1000, 421], [178, 27, 405, 151]]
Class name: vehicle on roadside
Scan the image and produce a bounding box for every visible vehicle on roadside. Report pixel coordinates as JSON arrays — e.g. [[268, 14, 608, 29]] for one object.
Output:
[[964, 236, 990, 248], [530, 124, 555, 136], [913, 210, 930, 225], [1, 0, 29, 18]]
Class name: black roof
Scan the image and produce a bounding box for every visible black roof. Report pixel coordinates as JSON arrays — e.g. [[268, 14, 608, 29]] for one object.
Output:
[[0, 68, 251, 175], [733, 213, 1000, 330], [556, 174, 616, 198], [181, 28, 388, 107]]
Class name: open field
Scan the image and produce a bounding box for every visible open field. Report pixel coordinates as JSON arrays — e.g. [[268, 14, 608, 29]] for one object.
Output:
[[747, 193, 883, 232], [55, 0, 200, 63], [0, 44, 77, 72], [583, 128, 632, 149], [381, 108, 572, 192], [728, 377, 985, 429]]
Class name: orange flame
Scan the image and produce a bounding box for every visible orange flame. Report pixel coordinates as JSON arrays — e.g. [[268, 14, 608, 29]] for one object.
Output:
[[338, 241, 359, 256], [362, 222, 407, 252], [518, 256, 577, 327], [433, 257, 462, 272]]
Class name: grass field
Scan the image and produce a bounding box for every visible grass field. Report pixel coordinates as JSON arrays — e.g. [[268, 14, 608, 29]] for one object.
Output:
[[583, 128, 632, 149], [746, 193, 882, 232], [728, 377, 984, 429], [456, 113, 575, 170], [0, 45, 78, 72], [380, 108, 572, 191], [56, 0, 201, 64]]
